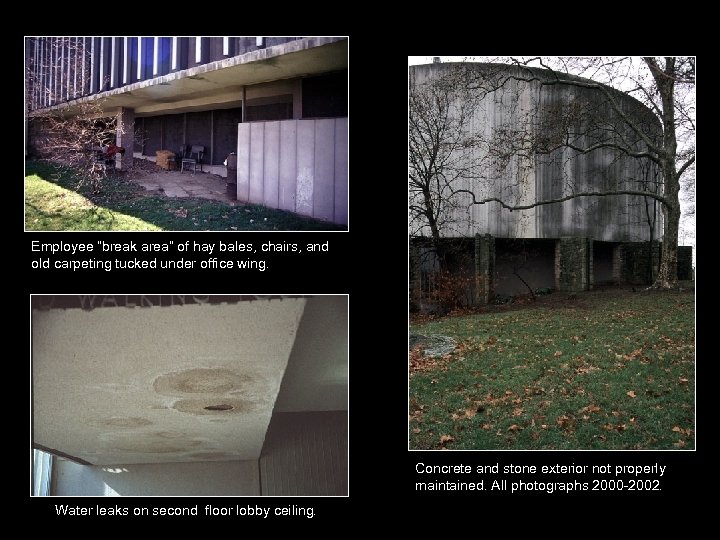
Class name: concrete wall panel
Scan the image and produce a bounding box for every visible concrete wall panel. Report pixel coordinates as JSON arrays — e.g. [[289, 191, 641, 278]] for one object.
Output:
[[334, 117, 349, 225], [313, 119, 335, 221], [237, 118, 348, 225], [237, 123, 251, 202], [296, 120, 315, 216], [249, 122, 265, 204], [263, 121, 280, 209], [279, 121, 297, 212], [410, 63, 663, 242]]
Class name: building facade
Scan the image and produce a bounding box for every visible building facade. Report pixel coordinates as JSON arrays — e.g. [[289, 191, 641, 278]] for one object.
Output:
[[25, 36, 348, 225], [409, 62, 691, 308]]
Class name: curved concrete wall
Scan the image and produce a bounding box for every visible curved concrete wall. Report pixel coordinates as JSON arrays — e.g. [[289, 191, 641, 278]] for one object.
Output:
[[410, 63, 663, 242]]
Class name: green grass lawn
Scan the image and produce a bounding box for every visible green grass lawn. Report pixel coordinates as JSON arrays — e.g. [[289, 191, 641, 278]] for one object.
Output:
[[25, 160, 346, 231], [409, 289, 695, 450]]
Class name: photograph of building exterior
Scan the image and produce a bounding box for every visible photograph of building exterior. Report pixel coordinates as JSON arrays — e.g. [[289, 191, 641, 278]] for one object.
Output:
[[31, 295, 348, 496], [409, 58, 695, 452], [25, 37, 348, 227], [409, 61, 692, 309]]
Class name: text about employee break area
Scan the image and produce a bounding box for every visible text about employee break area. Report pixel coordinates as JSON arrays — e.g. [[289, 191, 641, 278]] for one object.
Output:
[[30, 240, 330, 272], [415, 463, 667, 493]]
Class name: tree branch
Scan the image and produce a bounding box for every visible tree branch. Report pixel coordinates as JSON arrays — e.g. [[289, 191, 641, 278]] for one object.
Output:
[[453, 188, 668, 211]]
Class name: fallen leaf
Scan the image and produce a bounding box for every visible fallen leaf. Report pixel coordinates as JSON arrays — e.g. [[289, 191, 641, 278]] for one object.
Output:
[[507, 424, 521, 431], [439, 435, 454, 444], [679, 378, 689, 385], [412, 428, 421, 434], [554, 350, 563, 357], [464, 408, 477, 419], [580, 404, 601, 413], [451, 413, 461, 420], [481, 423, 492, 430], [674, 440, 686, 448], [672, 426, 682, 432], [512, 408, 524, 417], [541, 424, 548, 429], [626, 391, 637, 398]]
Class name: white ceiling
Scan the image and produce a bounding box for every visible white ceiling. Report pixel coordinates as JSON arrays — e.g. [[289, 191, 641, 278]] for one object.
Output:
[[32, 296, 347, 466]]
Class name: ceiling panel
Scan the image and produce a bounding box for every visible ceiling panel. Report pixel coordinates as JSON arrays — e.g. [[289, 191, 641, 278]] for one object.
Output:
[[32, 298, 306, 465]]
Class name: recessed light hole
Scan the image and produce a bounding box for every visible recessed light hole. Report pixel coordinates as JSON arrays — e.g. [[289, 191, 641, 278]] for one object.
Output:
[[204, 404, 234, 411]]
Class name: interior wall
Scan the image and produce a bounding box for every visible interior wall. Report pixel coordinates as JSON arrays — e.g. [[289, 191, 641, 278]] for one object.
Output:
[[52, 459, 259, 496], [260, 411, 348, 496]]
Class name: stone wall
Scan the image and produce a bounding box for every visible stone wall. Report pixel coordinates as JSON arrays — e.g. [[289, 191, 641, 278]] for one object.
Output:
[[555, 237, 593, 292], [474, 234, 495, 304], [614, 242, 661, 285], [677, 246, 693, 280]]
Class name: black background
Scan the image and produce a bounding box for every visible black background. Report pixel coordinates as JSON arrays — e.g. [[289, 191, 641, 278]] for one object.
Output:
[[19, 32, 706, 527]]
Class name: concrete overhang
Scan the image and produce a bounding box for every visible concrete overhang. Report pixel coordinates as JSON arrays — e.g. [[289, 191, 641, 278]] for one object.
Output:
[[29, 36, 347, 118]]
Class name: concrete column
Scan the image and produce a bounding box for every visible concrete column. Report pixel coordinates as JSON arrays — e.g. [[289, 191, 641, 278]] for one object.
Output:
[[409, 242, 422, 311], [612, 244, 624, 283], [475, 234, 495, 305], [116, 107, 134, 170], [292, 79, 303, 119], [555, 237, 592, 292], [617, 241, 661, 285]]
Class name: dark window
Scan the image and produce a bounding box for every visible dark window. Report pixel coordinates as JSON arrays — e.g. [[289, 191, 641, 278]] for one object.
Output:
[[143, 116, 162, 155], [246, 103, 293, 122], [212, 108, 243, 165], [158, 37, 172, 76], [125, 37, 138, 85], [140, 37, 154, 80], [163, 113, 184, 153], [302, 71, 347, 118]]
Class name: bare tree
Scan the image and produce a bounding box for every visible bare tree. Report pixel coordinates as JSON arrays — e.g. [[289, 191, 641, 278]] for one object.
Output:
[[409, 57, 695, 289], [26, 37, 123, 192], [408, 68, 486, 267]]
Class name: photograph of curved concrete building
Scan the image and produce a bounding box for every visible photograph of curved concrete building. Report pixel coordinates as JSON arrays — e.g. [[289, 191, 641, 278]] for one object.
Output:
[[25, 37, 348, 229], [409, 61, 692, 308]]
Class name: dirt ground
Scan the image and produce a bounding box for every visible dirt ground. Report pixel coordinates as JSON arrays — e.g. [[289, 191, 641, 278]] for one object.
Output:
[[124, 158, 236, 204], [410, 282, 695, 325]]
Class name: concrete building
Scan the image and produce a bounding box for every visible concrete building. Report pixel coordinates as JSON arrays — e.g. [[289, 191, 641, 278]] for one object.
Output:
[[409, 62, 692, 307], [25, 37, 348, 225], [32, 295, 348, 496]]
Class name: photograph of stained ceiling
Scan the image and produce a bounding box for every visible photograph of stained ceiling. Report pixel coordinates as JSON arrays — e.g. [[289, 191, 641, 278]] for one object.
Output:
[[31, 295, 348, 496]]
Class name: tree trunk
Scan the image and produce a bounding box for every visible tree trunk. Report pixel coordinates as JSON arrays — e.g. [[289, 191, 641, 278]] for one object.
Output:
[[656, 200, 680, 288]]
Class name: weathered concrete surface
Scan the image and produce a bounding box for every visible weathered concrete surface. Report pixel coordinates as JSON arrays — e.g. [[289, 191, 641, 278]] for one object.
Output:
[[32, 299, 306, 465], [237, 118, 348, 225], [410, 63, 663, 243], [31, 37, 348, 117]]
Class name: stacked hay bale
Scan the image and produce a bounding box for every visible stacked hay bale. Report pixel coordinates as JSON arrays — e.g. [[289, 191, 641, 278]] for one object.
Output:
[[155, 150, 176, 170]]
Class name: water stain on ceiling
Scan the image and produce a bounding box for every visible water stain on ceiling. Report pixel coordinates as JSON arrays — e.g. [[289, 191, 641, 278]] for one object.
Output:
[[32, 298, 307, 465]]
